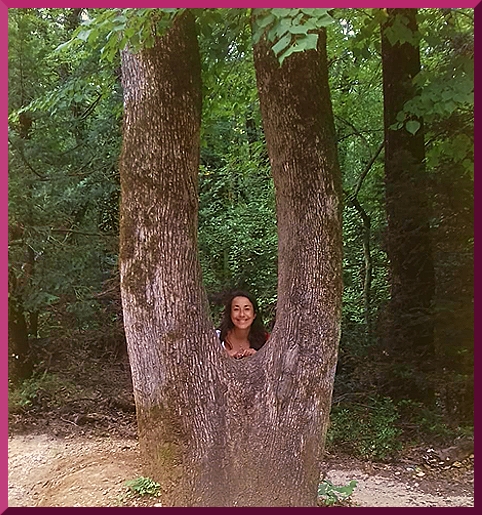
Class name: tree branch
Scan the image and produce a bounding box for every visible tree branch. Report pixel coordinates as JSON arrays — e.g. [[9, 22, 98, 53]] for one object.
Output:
[[353, 140, 384, 197], [8, 137, 46, 180]]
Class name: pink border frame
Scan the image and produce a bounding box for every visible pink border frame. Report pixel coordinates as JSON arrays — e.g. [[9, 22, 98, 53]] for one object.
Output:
[[2, 2, 477, 512]]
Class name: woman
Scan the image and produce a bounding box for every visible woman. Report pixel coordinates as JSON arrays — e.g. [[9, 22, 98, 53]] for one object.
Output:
[[217, 290, 269, 359]]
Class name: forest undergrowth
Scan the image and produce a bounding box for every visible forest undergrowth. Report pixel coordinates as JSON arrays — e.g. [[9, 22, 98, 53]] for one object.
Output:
[[8, 336, 474, 508]]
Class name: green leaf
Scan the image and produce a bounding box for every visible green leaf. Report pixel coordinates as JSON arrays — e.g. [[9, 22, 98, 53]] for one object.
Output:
[[289, 25, 308, 35], [272, 33, 291, 56], [405, 120, 421, 135], [296, 33, 319, 51], [275, 19, 291, 39], [271, 8, 290, 18], [313, 13, 335, 28], [389, 122, 404, 130], [278, 45, 296, 64], [257, 13, 275, 29], [55, 39, 74, 52], [77, 29, 92, 42], [278, 34, 318, 65]]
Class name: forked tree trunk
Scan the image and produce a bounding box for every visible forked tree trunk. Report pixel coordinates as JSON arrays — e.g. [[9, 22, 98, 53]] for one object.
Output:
[[381, 9, 435, 401], [119, 12, 342, 506]]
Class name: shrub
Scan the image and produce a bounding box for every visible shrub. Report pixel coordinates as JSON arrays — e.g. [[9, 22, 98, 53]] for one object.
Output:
[[318, 479, 357, 506], [8, 371, 77, 413], [397, 398, 472, 445], [327, 396, 402, 460], [124, 477, 161, 497]]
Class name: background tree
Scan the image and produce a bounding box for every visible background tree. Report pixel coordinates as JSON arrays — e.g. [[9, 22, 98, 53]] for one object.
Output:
[[380, 8, 436, 402], [8, 8, 124, 370]]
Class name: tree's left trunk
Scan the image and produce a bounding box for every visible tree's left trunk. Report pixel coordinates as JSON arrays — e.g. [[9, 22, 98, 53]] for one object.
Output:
[[381, 8, 435, 401], [119, 12, 231, 506]]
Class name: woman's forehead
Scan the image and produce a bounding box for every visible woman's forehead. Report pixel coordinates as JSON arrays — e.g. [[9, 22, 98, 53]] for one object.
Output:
[[232, 296, 253, 307]]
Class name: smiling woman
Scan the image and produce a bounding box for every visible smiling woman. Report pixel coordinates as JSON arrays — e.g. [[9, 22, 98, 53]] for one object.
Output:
[[217, 290, 269, 359]]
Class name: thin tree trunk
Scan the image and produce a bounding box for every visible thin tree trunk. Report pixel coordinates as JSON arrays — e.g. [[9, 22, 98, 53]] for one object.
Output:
[[381, 8, 435, 399], [350, 196, 372, 335], [348, 141, 384, 339]]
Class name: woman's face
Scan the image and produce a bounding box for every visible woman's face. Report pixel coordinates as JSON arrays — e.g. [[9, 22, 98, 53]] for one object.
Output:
[[230, 296, 256, 331]]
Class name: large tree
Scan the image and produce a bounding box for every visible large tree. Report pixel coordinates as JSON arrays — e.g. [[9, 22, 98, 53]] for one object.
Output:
[[119, 9, 342, 506], [380, 8, 436, 401]]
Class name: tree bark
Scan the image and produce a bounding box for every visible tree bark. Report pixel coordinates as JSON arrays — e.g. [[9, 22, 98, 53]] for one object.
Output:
[[119, 11, 342, 506], [381, 9, 436, 400], [120, 12, 230, 506], [251, 28, 343, 505]]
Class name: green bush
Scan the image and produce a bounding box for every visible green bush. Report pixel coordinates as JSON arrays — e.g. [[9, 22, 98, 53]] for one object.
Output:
[[327, 396, 402, 460], [397, 399, 472, 445], [318, 479, 357, 506], [8, 371, 77, 413], [124, 477, 161, 497]]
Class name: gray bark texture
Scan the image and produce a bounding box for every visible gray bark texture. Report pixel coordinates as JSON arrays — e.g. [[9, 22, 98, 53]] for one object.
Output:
[[119, 12, 342, 506]]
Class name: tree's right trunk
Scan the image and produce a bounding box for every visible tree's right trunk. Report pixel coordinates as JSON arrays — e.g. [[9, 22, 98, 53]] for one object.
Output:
[[251, 27, 343, 505]]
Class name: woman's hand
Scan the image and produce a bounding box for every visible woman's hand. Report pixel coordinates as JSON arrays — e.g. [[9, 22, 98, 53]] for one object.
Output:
[[234, 348, 257, 359]]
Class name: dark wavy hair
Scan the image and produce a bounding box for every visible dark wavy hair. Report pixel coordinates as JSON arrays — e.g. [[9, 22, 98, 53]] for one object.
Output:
[[218, 290, 268, 351]]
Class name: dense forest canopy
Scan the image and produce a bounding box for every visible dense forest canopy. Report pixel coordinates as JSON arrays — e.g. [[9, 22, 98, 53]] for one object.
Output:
[[8, 7, 473, 457]]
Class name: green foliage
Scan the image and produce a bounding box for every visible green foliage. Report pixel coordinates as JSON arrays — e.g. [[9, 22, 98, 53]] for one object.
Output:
[[252, 8, 334, 65], [397, 399, 472, 444], [395, 10, 473, 173], [318, 479, 357, 506], [9, 371, 77, 412], [9, 8, 122, 338], [57, 8, 181, 62], [198, 146, 278, 320], [382, 11, 421, 47], [327, 397, 403, 460], [124, 477, 161, 497], [197, 16, 277, 321]]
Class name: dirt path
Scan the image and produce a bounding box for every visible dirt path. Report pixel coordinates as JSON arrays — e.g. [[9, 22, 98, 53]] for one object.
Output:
[[8, 433, 474, 507]]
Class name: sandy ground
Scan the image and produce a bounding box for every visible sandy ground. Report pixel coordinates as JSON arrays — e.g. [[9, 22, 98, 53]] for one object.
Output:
[[8, 432, 474, 508]]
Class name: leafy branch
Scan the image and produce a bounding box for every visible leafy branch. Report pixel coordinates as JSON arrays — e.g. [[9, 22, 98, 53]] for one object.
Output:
[[252, 8, 335, 65]]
